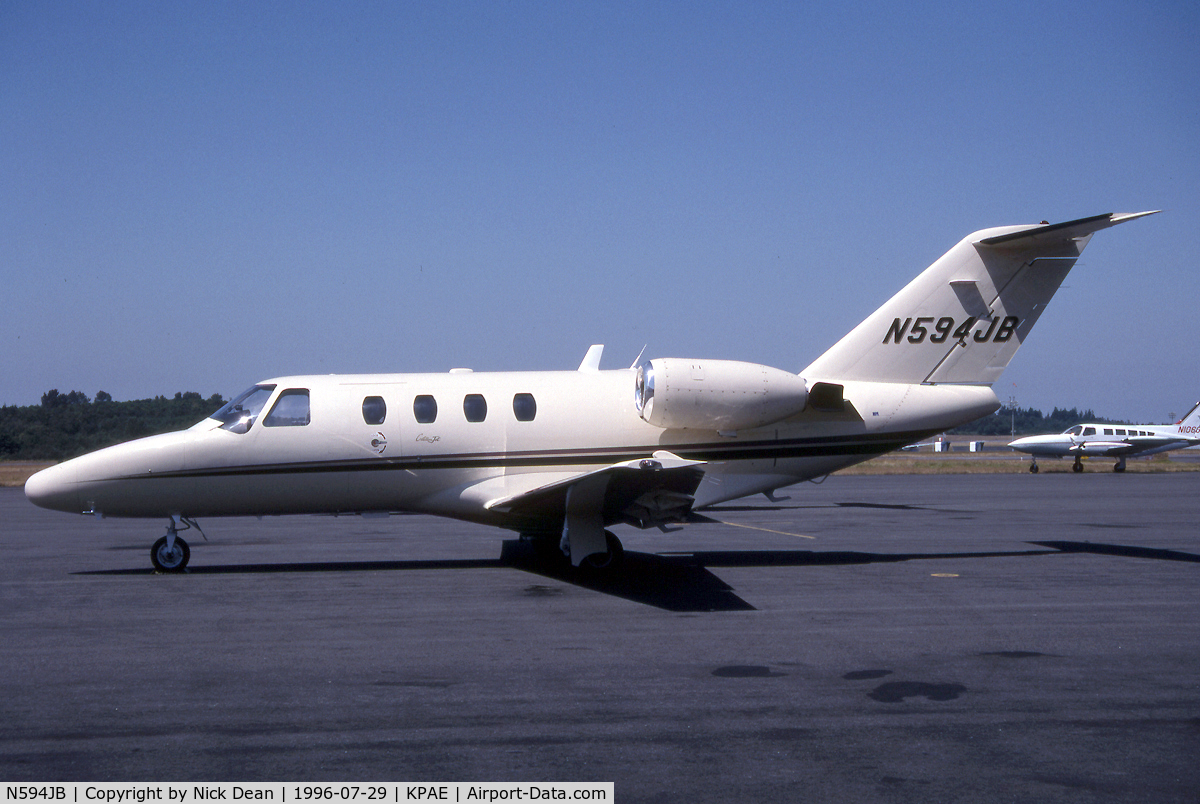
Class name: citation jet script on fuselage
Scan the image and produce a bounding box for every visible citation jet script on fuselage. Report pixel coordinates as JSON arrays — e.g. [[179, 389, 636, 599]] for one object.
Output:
[[26, 212, 1158, 571], [1009, 398, 1200, 473]]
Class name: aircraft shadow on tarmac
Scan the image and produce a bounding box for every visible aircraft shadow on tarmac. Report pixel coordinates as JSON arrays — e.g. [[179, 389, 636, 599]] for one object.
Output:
[[699, 501, 944, 512], [79, 537, 1198, 612], [1029, 541, 1200, 563]]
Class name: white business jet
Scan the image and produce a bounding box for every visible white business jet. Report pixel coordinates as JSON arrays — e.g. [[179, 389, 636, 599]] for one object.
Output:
[[26, 212, 1157, 572], [1008, 401, 1200, 473]]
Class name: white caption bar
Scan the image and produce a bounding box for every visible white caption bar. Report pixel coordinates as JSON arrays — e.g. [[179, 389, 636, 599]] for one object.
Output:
[[2, 784, 614, 804]]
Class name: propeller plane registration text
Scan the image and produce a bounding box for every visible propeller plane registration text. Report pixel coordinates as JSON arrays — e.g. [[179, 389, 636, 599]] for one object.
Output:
[[25, 211, 1158, 572]]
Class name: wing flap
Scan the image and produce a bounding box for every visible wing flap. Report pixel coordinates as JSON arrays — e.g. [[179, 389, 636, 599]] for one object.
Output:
[[486, 451, 706, 529]]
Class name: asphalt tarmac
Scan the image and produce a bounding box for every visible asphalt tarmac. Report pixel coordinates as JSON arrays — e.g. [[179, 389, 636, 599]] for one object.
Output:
[[2, 473, 1198, 802]]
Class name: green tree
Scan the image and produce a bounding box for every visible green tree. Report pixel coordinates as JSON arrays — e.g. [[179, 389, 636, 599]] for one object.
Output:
[[1, 391, 227, 460]]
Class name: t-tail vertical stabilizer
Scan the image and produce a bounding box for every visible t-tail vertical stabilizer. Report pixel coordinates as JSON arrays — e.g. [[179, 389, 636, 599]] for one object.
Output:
[[802, 212, 1159, 386], [1174, 399, 1200, 436]]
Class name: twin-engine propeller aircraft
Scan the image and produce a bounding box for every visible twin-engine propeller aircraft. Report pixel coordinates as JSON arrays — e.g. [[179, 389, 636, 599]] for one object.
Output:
[[1009, 400, 1200, 473], [26, 211, 1157, 572]]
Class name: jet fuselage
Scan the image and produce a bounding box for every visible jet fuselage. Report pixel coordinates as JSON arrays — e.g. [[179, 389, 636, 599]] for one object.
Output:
[[25, 369, 998, 531]]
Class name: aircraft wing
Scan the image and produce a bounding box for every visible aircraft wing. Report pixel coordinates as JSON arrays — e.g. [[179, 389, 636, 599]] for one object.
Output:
[[485, 451, 706, 529], [1124, 436, 1194, 456], [1073, 436, 1190, 457]]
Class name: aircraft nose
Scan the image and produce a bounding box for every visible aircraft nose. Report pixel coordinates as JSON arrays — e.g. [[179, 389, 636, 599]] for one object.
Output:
[[24, 462, 80, 513]]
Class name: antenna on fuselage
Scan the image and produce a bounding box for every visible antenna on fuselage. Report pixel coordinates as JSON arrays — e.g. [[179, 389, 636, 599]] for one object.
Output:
[[629, 345, 647, 369], [578, 344, 604, 372]]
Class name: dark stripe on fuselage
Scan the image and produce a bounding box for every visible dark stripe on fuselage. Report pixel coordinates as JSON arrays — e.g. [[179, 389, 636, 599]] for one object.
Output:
[[111, 428, 936, 482]]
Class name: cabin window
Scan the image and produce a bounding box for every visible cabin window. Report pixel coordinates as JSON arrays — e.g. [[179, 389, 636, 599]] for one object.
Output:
[[362, 396, 386, 425], [1104, 428, 1113, 435], [513, 393, 536, 422], [213, 385, 277, 433], [1082, 427, 1096, 436], [263, 389, 311, 427], [1115, 428, 1126, 436], [464, 394, 487, 422], [413, 395, 437, 424]]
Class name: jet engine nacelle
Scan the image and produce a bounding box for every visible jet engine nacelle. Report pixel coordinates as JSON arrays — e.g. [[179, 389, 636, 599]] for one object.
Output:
[[634, 358, 809, 431]]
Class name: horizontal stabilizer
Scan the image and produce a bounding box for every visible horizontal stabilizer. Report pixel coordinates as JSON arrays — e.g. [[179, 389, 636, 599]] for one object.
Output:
[[977, 211, 1159, 249]]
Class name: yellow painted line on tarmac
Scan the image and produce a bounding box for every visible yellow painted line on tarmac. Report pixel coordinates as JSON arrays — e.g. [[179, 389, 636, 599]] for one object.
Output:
[[710, 519, 816, 540], [930, 572, 960, 577]]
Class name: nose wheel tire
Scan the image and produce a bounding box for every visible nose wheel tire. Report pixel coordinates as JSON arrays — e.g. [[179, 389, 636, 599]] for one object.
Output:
[[151, 535, 190, 572]]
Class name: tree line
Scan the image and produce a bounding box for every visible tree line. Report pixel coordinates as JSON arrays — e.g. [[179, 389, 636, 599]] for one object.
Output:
[[1, 389, 1124, 462], [949, 406, 1112, 436], [0, 390, 226, 461]]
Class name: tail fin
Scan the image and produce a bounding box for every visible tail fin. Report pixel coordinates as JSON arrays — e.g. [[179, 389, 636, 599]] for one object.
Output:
[[802, 212, 1158, 385], [1175, 400, 1200, 434]]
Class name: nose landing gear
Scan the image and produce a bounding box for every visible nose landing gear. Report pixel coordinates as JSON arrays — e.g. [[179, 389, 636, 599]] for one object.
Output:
[[150, 515, 203, 572], [151, 533, 189, 571]]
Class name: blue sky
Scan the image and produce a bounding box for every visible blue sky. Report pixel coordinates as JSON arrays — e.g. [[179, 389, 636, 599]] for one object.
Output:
[[3, 1, 1197, 423]]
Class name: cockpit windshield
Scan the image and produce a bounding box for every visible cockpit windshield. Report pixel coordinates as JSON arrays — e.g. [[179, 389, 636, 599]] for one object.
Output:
[[1064, 425, 1084, 436], [210, 385, 277, 433]]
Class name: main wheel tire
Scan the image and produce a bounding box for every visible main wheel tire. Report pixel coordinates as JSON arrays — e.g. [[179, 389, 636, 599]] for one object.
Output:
[[1029, 464, 1039, 474], [151, 535, 190, 572], [1072, 461, 1084, 473], [581, 531, 624, 571]]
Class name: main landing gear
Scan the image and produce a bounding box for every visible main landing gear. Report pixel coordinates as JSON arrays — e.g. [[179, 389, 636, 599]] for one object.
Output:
[[150, 515, 202, 572], [1028, 459, 1039, 473], [1047, 456, 1126, 474], [580, 530, 625, 571], [526, 529, 625, 572]]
